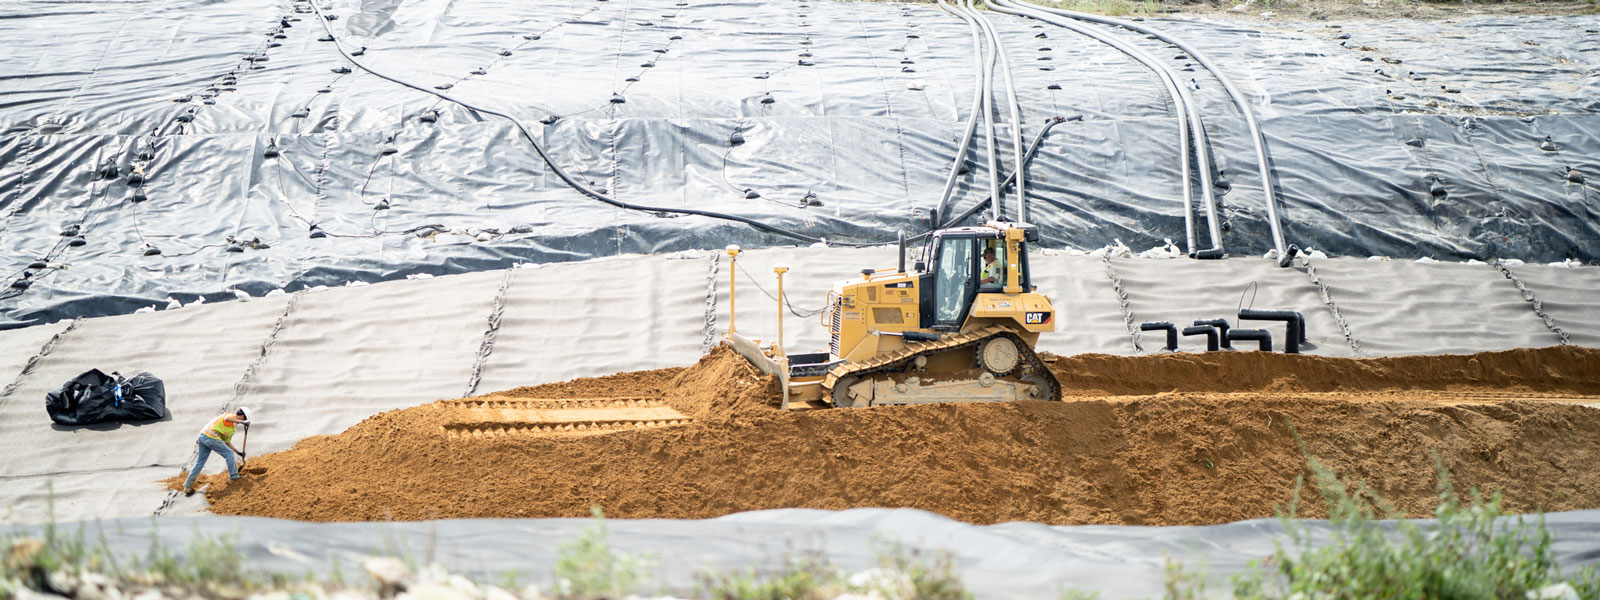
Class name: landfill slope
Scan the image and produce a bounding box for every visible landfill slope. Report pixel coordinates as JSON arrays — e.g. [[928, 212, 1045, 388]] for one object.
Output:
[[193, 345, 1600, 525], [4, 0, 1599, 328]]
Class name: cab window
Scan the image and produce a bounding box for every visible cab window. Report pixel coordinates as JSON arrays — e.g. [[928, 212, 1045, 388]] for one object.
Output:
[[979, 239, 1005, 291], [933, 237, 975, 325]]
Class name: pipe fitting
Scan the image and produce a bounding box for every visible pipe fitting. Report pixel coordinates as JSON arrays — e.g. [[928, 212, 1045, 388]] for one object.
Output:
[[1181, 325, 1219, 351], [1227, 328, 1272, 351], [1238, 308, 1306, 353], [1192, 318, 1232, 349], [1139, 321, 1178, 352]]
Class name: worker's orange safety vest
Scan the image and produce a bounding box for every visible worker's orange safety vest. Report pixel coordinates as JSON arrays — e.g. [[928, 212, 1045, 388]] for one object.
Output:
[[201, 414, 238, 443]]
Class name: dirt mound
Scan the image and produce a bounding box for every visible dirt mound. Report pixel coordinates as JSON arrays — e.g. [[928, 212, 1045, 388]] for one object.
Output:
[[1045, 346, 1600, 396], [193, 345, 1600, 525]]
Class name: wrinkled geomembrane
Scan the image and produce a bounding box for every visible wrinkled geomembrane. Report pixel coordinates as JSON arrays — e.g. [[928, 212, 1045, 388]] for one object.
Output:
[[1, 0, 1598, 327]]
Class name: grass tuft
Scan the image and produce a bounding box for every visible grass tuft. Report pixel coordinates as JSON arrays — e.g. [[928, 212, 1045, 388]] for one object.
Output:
[[1224, 452, 1598, 600], [697, 551, 839, 600], [871, 538, 974, 600], [551, 506, 652, 599]]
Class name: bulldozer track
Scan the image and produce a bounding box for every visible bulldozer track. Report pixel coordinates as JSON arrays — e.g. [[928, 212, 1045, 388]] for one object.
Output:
[[822, 325, 1060, 403]]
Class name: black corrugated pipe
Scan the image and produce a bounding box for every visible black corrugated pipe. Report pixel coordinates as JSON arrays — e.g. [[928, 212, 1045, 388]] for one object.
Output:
[[1182, 325, 1219, 351], [1238, 308, 1304, 353], [1192, 318, 1232, 349], [1227, 328, 1272, 351], [1140, 321, 1178, 352]]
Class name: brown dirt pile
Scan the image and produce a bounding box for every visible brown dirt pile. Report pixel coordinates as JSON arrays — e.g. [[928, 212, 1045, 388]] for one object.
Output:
[[1043, 346, 1600, 396], [193, 345, 1600, 525]]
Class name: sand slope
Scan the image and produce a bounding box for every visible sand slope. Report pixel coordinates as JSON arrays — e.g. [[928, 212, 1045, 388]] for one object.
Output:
[[193, 346, 1600, 525]]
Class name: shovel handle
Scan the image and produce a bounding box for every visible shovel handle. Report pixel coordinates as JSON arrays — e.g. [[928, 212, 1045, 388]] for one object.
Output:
[[239, 425, 249, 467]]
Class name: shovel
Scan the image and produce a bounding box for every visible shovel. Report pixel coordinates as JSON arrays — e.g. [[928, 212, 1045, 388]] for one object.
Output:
[[240, 424, 267, 475]]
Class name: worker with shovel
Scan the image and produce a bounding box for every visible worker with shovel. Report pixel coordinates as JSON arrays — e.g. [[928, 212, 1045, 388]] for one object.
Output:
[[182, 407, 251, 496]]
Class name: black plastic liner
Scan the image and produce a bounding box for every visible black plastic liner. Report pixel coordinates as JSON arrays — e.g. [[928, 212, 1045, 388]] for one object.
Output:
[[0, 0, 1597, 328]]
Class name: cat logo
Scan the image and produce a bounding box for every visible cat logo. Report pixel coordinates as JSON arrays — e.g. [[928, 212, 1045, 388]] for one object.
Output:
[[1024, 311, 1051, 325]]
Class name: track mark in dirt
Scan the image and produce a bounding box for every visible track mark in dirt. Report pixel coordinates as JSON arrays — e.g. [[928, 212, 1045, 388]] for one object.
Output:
[[438, 396, 691, 438]]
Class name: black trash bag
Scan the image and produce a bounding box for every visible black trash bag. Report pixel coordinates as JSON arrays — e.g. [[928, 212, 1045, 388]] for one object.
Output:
[[44, 369, 167, 426]]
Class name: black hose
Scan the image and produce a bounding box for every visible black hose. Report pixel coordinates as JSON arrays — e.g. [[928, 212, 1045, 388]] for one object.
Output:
[[306, 2, 890, 248], [930, 0, 987, 230], [948, 0, 1002, 222], [1014, 0, 1290, 260], [967, 0, 1028, 223], [986, 0, 1223, 255], [941, 116, 1066, 228]]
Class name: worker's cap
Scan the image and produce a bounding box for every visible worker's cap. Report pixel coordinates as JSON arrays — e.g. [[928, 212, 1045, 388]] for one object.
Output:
[[235, 406, 252, 421]]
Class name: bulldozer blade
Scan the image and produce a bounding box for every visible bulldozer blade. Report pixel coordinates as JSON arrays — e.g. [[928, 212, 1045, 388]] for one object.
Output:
[[728, 332, 782, 377], [727, 331, 794, 409]]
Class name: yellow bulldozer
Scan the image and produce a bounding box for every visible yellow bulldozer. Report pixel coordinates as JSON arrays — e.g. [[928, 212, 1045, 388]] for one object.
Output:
[[730, 221, 1060, 409]]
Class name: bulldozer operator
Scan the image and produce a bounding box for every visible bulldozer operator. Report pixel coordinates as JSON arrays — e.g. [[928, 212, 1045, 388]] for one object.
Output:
[[980, 244, 1003, 288]]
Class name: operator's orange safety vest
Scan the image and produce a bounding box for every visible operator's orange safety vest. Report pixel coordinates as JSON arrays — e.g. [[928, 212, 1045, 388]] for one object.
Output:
[[201, 414, 240, 443]]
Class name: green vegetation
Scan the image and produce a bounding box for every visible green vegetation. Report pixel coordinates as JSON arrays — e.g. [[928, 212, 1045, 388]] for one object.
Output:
[[134, 521, 252, 589], [697, 552, 839, 599], [872, 539, 973, 600], [551, 507, 652, 599], [1221, 455, 1600, 600], [693, 539, 976, 600]]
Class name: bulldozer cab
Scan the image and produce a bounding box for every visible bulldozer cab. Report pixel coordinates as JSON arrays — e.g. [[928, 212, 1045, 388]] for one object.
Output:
[[917, 223, 1035, 331]]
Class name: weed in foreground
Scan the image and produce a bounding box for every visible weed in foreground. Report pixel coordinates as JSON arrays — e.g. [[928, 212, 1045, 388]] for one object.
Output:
[[551, 506, 652, 599], [696, 538, 977, 600], [1223, 453, 1597, 600], [697, 551, 840, 600], [870, 538, 973, 600]]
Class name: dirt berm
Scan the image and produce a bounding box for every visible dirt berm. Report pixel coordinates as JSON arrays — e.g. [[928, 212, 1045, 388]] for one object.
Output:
[[193, 345, 1600, 525]]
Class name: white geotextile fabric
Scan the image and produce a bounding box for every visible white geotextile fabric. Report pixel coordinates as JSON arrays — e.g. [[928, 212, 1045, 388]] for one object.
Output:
[[0, 252, 1594, 524]]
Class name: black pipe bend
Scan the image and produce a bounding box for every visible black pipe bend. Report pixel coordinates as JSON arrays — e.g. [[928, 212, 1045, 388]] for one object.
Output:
[[1192, 318, 1232, 349], [1139, 321, 1178, 352], [1238, 308, 1305, 354], [1181, 325, 1219, 351], [1227, 328, 1272, 352]]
